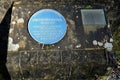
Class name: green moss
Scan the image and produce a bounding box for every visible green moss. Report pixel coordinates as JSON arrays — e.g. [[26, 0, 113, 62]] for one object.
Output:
[[83, 5, 93, 9], [116, 51, 120, 58], [113, 26, 120, 51], [97, 69, 112, 80]]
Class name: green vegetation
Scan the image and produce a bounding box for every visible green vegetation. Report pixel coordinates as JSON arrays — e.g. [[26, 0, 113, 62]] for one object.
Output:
[[113, 26, 120, 58], [83, 5, 93, 9]]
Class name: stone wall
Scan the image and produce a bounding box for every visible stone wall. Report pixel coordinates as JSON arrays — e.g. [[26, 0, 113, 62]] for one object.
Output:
[[6, 1, 108, 80]]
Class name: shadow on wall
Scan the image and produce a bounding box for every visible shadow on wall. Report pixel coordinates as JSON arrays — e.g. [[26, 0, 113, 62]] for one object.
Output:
[[0, 2, 14, 80]]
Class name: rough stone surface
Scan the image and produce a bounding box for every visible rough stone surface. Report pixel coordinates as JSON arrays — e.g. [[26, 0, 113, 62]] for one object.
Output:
[[0, 0, 119, 80]]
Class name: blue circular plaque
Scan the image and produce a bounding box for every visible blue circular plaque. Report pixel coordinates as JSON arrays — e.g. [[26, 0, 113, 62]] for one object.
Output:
[[28, 9, 67, 44]]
